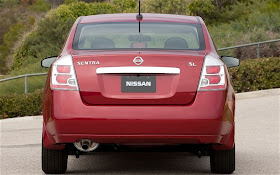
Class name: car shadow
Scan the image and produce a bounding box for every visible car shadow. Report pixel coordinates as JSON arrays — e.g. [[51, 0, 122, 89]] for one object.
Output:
[[66, 152, 212, 174]]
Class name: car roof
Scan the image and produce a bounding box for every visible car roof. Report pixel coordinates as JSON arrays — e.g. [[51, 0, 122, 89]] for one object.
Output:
[[80, 13, 201, 25]]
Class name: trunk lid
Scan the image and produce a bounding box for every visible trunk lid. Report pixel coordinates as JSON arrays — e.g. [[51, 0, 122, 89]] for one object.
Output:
[[72, 50, 205, 105]]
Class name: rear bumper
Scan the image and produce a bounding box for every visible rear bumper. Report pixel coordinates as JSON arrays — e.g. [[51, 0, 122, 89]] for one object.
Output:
[[53, 134, 226, 145], [43, 90, 235, 149]]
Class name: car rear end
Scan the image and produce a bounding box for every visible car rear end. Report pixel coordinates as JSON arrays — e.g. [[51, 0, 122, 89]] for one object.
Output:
[[42, 14, 235, 174]]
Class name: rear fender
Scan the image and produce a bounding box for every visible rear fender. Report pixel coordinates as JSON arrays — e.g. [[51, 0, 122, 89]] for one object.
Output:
[[212, 124, 234, 150], [43, 123, 65, 150]]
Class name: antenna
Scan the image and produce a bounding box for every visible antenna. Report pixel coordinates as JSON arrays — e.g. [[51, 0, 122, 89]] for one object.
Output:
[[136, 0, 143, 33]]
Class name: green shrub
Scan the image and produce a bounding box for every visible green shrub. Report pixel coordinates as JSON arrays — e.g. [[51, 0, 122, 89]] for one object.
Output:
[[212, 0, 240, 11], [64, 0, 78, 5], [3, 23, 26, 48], [264, 0, 280, 13], [88, 2, 116, 15], [0, 1, 43, 74], [0, 44, 9, 73], [13, 1, 116, 70], [209, 7, 280, 60], [0, 0, 19, 7], [188, 0, 217, 24], [27, 16, 36, 26], [142, 0, 188, 15], [233, 29, 280, 60], [229, 57, 280, 92], [13, 18, 75, 69], [219, 0, 255, 23], [113, 0, 136, 13], [48, 2, 116, 22], [0, 89, 43, 119], [0, 22, 27, 73], [30, 0, 50, 12]]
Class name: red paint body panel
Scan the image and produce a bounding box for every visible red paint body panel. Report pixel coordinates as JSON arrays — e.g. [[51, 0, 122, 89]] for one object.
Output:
[[42, 13, 235, 151], [44, 89, 234, 144], [80, 13, 200, 24], [73, 51, 205, 105]]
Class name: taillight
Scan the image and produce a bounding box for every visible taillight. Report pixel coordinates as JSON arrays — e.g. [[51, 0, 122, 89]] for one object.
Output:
[[57, 65, 71, 73], [198, 55, 226, 91], [206, 66, 220, 74], [51, 55, 79, 91]]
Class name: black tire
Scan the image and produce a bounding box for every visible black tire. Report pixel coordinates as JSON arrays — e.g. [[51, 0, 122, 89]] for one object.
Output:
[[42, 141, 68, 174], [210, 145, 235, 174]]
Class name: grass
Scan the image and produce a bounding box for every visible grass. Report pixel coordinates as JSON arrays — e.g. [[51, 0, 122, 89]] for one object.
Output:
[[0, 76, 46, 95], [0, 59, 48, 96]]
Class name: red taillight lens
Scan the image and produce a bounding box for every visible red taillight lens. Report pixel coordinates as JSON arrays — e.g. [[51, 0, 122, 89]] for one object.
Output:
[[51, 55, 79, 91], [206, 66, 220, 74], [56, 75, 72, 84], [57, 65, 70, 73], [205, 75, 221, 84], [198, 55, 226, 91]]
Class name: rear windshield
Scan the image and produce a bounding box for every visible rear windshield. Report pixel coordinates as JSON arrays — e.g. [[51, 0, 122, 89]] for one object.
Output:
[[73, 22, 205, 50]]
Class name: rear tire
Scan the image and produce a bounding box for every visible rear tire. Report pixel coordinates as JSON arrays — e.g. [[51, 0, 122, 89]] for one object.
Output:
[[42, 141, 68, 174], [210, 145, 235, 174]]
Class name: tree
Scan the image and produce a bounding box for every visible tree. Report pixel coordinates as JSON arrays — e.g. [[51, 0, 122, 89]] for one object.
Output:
[[31, 0, 51, 12], [142, 0, 188, 15], [64, 0, 78, 4], [188, 0, 217, 23], [113, 0, 136, 12]]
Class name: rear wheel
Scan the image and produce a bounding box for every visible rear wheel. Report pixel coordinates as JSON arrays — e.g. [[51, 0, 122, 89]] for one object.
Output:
[[42, 142, 68, 174], [210, 145, 235, 174]]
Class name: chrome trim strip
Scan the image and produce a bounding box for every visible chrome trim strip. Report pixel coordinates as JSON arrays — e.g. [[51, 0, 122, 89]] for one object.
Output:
[[96, 66, 180, 74]]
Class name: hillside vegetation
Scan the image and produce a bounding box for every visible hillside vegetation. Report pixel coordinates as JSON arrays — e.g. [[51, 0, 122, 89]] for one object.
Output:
[[0, 0, 50, 73], [2, 0, 280, 72], [0, 0, 279, 96]]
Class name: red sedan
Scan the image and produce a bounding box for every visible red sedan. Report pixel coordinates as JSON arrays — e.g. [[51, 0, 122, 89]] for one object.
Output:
[[41, 13, 239, 174]]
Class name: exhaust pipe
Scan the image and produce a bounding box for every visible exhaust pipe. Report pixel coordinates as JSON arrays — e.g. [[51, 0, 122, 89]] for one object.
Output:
[[74, 139, 99, 152]]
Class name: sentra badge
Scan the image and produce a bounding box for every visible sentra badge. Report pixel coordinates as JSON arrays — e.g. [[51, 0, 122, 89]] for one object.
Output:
[[77, 61, 100, 65]]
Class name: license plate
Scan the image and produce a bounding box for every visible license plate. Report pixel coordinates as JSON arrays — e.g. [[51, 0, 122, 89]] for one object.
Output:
[[121, 75, 156, 93]]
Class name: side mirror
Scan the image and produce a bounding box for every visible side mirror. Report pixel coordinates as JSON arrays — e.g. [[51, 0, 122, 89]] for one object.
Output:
[[41, 56, 57, 68], [221, 56, 240, 68]]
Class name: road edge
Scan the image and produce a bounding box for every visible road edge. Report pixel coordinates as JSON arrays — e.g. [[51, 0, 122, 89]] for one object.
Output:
[[235, 88, 279, 100], [0, 115, 43, 123]]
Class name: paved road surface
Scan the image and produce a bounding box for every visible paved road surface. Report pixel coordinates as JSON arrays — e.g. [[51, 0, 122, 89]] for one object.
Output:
[[0, 89, 279, 174]]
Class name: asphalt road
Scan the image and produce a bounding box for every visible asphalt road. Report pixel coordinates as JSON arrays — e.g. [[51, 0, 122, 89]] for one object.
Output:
[[0, 89, 279, 175]]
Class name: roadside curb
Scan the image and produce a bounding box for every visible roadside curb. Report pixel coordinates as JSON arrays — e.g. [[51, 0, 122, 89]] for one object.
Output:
[[235, 88, 280, 100], [0, 115, 43, 123]]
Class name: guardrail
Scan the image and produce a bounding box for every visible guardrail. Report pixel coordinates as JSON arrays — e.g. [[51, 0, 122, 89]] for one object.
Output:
[[0, 39, 279, 94], [217, 38, 280, 58], [0, 73, 47, 94]]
